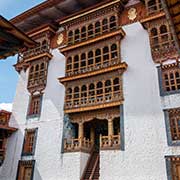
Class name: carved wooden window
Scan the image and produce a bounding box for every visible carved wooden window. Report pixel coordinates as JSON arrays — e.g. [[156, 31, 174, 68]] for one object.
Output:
[[88, 51, 94, 67], [16, 160, 35, 180], [74, 55, 79, 73], [95, 49, 101, 66], [68, 31, 73, 45], [65, 77, 122, 109], [145, 0, 162, 15], [150, 24, 173, 50], [80, 53, 86, 70], [66, 42, 120, 76], [111, 44, 118, 59], [162, 67, 180, 93], [75, 29, 80, 43], [66, 57, 72, 74], [88, 24, 94, 38], [28, 95, 42, 116], [22, 128, 38, 156], [166, 157, 180, 180], [81, 26, 87, 41], [110, 16, 117, 30], [169, 109, 180, 141], [102, 18, 108, 33], [95, 21, 101, 36], [28, 62, 47, 91], [74, 86, 80, 105], [103, 46, 109, 64]]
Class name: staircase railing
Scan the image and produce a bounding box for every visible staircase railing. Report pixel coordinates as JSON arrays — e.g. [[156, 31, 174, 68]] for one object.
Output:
[[80, 145, 95, 180], [89, 154, 99, 180]]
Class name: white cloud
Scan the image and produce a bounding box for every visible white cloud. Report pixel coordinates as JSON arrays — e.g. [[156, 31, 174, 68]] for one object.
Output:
[[0, 103, 12, 112]]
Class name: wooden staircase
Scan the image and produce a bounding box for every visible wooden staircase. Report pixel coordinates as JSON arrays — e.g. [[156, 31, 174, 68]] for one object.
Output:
[[81, 151, 100, 180]]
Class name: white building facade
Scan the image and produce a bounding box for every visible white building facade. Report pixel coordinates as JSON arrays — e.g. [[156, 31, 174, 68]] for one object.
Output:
[[1, 0, 180, 180]]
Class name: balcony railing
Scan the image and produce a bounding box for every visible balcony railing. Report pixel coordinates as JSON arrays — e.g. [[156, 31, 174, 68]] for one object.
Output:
[[18, 44, 50, 62], [64, 137, 93, 153], [65, 90, 122, 110], [66, 58, 120, 77], [152, 41, 177, 62], [100, 133, 120, 150]]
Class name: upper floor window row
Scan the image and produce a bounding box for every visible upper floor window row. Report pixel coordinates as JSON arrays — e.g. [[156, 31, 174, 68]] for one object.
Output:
[[67, 15, 118, 45], [150, 24, 173, 51], [145, 0, 162, 15], [66, 43, 119, 76]]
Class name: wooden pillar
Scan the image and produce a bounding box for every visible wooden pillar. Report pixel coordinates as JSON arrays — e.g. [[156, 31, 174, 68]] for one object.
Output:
[[79, 122, 84, 148], [90, 127, 95, 144], [108, 118, 114, 136]]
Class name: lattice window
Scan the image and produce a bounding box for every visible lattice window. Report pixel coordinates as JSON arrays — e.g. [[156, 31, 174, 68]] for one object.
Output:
[[145, 0, 162, 15], [65, 77, 122, 108], [169, 109, 180, 141], [161, 65, 180, 93], [28, 61, 47, 91], [22, 128, 38, 155], [16, 160, 35, 180], [28, 95, 42, 116]]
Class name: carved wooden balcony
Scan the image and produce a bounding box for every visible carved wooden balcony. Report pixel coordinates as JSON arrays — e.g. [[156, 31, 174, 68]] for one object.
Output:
[[18, 44, 52, 62], [64, 137, 93, 153], [152, 41, 178, 62], [100, 133, 120, 150], [65, 90, 123, 113]]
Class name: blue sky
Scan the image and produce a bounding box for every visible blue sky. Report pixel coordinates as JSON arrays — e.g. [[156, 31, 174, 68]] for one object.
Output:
[[0, 0, 45, 109]]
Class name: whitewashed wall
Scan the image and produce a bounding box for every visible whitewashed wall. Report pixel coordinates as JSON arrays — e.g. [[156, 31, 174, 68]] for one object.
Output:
[[100, 22, 180, 180], [0, 49, 84, 180]]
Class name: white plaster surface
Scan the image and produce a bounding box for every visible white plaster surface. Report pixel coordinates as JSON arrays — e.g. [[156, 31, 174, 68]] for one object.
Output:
[[100, 22, 180, 180]]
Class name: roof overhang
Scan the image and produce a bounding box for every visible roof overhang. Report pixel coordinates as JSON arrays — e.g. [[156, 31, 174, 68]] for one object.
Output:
[[0, 16, 35, 60]]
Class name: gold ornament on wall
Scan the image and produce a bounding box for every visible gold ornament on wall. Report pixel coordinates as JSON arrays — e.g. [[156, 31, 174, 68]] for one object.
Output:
[[128, 8, 137, 21], [57, 33, 64, 45]]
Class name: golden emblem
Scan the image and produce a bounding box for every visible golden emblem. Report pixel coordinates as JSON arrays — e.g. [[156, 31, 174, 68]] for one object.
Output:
[[128, 8, 137, 21], [57, 33, 64, 45]]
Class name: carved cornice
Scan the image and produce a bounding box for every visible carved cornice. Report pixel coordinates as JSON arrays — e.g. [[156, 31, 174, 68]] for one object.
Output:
[[59, 62, 127, 83], [69, 106, 120, 123], [65, 101, 123, 114]]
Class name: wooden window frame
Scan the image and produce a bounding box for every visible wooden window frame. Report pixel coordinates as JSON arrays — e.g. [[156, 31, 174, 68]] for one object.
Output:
[[27, 94, 43, 118], [22, 128, 38, 156], [16, 160, 35, 180]]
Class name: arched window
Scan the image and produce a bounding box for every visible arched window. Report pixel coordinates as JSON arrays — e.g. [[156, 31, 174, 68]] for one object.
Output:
[[67, 57, 72, 73], [103, 46, 109, 64], [67, 88, 72, 100], [147, 0, 157, 14], [95, 21, 101, 36], [151, 28, 159, 48], [80, 53, 86, 69], [110, 16, 117, 30], [40, 63, 45, 70], [81, 85, 87, 99], [68, 31, 73, 45], [30, 66, 34, 73], [105, 80, 112, 96], [88, 51, 94, 67], [74, 87, 80, 104], [111, 44, 118, 59], [96, 81, 103, 96], [102, 19, 108, 32], [176, 72, 180, 90], [35, 64, 39, 72], [74, 55, 79, 72], [160, 25, 168, 45], [88, 24, 94, 38], [89, 83, 95, 98], [75, 29, 80, 42], [113, 78, 120, 92], [81, 26, 86, 41], [95, 49, 101, 65], [163, 73, 170, 91]]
